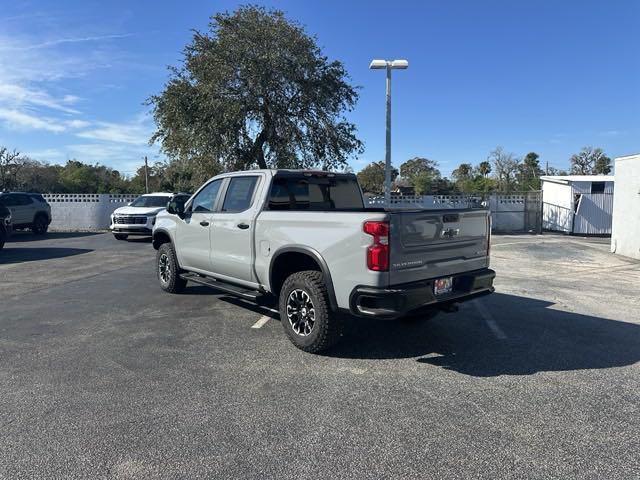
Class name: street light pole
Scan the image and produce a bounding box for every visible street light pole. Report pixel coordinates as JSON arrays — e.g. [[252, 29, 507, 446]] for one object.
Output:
[[385, 65, 392, 208], [369, 59, 408, 207]]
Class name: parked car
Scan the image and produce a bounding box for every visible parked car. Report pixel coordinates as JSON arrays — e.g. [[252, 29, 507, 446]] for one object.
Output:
[[0, 192, 51, 235], [110, 193, 190, 240], [0, 203, 12, 250], [152, 170, 495, 353]]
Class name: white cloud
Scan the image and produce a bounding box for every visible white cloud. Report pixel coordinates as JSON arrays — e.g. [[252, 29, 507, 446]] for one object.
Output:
[[0, 108, 92, 133], [0, 83, 80, 114], [75, 114, 153, 146], [0, 108, 66, 133], [0, 33, 134, 51]]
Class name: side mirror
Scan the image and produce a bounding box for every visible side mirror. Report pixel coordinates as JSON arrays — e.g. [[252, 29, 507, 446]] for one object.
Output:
[[167, 197, 187, 219]]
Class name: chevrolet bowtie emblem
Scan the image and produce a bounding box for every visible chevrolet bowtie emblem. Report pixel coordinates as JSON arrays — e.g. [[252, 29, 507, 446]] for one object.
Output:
[[441, 228, 460, 239]]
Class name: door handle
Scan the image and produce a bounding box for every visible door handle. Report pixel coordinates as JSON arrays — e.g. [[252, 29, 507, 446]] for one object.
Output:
[[237, 223, 250, 230], [199, 220, 209, 227]]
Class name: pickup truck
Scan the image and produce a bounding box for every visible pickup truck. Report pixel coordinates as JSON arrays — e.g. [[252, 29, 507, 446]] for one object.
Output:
[[152, 169, 495, 352]]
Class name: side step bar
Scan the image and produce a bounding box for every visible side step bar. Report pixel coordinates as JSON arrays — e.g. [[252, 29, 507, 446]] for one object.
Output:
[[179, 273, 262, 301]]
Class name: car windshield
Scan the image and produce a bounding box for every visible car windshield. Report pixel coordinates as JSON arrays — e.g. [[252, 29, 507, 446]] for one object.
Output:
[[130, 196, 170, 208]]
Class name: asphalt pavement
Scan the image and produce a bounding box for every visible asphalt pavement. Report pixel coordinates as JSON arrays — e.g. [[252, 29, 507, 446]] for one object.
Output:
[[1, 231, 639, 479]]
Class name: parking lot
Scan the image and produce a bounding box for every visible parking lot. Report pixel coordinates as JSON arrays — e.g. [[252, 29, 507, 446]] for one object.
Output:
[[1, 232, 639, 479]]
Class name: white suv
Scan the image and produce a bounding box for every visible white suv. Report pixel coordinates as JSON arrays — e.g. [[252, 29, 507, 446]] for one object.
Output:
[[110, 193, 188, 240]]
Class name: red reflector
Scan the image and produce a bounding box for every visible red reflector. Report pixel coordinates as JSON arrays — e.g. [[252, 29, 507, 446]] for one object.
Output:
[[363, 220, 390, 271], [367, 244, 389, 271]]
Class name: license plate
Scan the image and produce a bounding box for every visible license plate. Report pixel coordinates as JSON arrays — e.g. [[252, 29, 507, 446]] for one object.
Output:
[[434, 277, 453, 295]]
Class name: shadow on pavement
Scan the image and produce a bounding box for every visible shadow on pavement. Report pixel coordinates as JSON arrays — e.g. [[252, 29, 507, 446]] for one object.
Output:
[[7, 231, 101, 242], [0, 247, 92, 264], [325, 293, 640, 377]]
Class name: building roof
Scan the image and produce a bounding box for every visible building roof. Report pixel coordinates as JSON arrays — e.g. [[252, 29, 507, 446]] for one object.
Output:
[[540, 175, 614, 184]]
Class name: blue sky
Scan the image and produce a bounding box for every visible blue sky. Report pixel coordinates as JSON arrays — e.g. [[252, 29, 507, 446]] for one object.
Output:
[[0, 0, 638, 177]]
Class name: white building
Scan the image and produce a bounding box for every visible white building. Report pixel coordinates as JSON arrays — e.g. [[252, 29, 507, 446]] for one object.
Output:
[[611, 154, 640, 259], [541, 175, 614, 235]]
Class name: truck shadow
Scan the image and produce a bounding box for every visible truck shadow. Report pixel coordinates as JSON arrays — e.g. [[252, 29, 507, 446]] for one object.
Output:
[[0, 247, 92, 264], [326, 293, 640, 377]]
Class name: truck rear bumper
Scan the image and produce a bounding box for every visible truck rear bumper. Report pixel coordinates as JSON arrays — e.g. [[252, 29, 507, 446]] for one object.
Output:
[[349, 268, 495, 319]]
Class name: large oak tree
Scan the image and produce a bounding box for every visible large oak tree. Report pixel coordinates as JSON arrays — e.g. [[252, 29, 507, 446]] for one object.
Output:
[[148, 6, 363, 177]]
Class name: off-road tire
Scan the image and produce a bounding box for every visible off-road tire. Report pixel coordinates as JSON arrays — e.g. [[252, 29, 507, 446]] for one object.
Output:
[[157, 243, 187, 293], [32, 214, 48, 235], [279, 270, 342, 353], [114, 233, 128, 240]]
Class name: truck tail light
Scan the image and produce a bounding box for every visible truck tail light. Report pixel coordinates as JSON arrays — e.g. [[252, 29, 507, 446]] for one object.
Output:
[[364, 220, 389, 271]]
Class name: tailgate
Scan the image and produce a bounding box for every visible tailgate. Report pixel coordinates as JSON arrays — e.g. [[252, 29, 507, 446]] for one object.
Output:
[[388, 209, 490, 285]]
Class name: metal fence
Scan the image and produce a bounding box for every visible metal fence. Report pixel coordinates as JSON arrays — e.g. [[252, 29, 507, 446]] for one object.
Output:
[[365, 192, 543, 233]]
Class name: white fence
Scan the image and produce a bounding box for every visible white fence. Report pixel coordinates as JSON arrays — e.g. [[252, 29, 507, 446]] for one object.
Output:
[[366, 192, 542, 233], [40, 192, 542, 233], [43, 194, 138, 231]]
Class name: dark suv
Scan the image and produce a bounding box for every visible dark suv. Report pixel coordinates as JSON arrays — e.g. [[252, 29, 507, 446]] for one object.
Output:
[[0, 192, 51, 235], [0, 203, 11, 249]]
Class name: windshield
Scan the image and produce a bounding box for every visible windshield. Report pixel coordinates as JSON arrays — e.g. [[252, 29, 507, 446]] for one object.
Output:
[[130, 195, 170, 208]]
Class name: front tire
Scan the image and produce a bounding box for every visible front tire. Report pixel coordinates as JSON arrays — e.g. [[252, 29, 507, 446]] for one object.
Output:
[[279, 270, 342, 353], [113, 233, 128, 240], [32, 214, 48, 235], [156, 243, 187, 293]]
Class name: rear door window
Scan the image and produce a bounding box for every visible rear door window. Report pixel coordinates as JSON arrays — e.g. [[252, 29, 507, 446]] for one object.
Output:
[[221, 176, 259, 212]]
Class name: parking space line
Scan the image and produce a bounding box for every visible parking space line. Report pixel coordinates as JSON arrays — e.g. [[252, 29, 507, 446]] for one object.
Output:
[[251, 315, 271, 329], [473, 299, 507, 340]]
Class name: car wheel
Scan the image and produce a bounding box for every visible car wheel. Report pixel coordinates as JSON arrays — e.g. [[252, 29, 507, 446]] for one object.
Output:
[[157, 243, 187, 293], [114, 233, 128, 240], [32, 214, 48, 235], [279, 270, 342, 353], [0, 229, 5, 250]]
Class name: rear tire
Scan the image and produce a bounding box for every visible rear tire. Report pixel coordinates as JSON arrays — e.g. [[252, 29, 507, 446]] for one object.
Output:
[[32, 214, 48, 235], [114, 233, 128, 240], [157, 243, 186, 293], [279, 270, 342, 353]]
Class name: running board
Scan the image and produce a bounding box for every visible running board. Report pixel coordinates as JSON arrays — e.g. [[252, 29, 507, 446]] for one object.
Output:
[[179, 273, 262, 301]]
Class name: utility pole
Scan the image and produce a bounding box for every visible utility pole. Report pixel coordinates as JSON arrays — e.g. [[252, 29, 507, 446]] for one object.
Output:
[[144, 156, 149, 194], [546, 160, 549, 175]]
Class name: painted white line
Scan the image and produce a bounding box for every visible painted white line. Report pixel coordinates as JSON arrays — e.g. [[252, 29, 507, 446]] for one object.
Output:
[[473, 299, 507, 340], [251, 315, 271, 329]]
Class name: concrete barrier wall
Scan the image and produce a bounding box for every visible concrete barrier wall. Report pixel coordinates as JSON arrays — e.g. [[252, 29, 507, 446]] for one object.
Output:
[[43, 194, 138, 231]]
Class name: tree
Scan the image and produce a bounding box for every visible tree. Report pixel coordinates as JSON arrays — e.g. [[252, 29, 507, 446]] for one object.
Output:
[[148, 5, 362, 174], [478, 161, 491, 178], [398, 157, 442, 194], [570, 146, 611, 175], [594, 154, 612, 175], [357, 161, 398, 194], [517, 152, 544, 190], [451, 163, 474, 192], [0, 147, 26, 191], [489, 147, 520, 192]]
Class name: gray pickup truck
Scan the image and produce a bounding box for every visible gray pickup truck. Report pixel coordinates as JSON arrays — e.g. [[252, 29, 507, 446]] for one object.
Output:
[[152, 169, 495, 352]]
